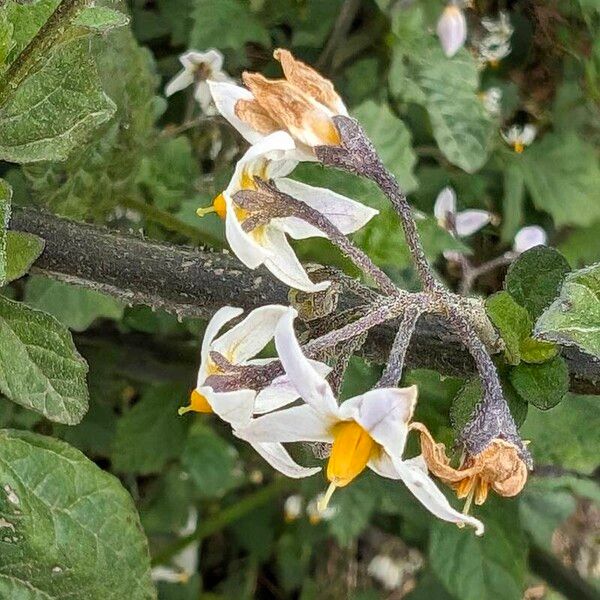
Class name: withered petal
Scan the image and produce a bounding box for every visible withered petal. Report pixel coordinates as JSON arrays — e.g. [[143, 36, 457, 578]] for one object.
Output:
[[234, 98, 280, 135]]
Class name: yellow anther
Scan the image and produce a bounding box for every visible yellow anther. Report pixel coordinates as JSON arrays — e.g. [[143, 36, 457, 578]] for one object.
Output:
[[514, 142, 524, 154], [178, 389, 213, 415], [326, 420, 375, 487]]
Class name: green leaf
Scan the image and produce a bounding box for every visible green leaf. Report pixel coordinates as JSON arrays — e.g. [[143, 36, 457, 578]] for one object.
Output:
[[0, 38, 115, 163], [518, 133, 600, 227], [0, 429, 155, 599], [500, 165, 524, 243], [505, 246, 570, 320], [509, 355, 569, 410], [535, 262, 600, 358], [520, 394, 598, 473], [0, 178, 10, 285], [5, 231, 44, 283], [189, 0, 269, 50], [0, 12, 15, 71], [485, 291, 531, 365], [352, 100, 417, 192], [24, 275, 123, 332], [181, 421, 243, 498], [0, 295, 88, 424], [73, 6, 130, 32], [559, 222, 600, 269], [112, 383, 189, 475], [518, 336, 557, 364], [429, 498, 527, 600]]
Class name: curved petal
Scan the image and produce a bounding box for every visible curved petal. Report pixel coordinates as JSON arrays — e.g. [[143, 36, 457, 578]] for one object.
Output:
[[254, 359, 332, 414], [514, 225, 546, 253], [202, 48, 224, 71], [262, 227, 330, 292], [273, 179, 378, 238], [237, 404, 333, 443], [212, 304, 292, 363], [248, 441, 321, 478], [434, 187, 456, 222], [339, 386, 417, 457], [455, 210, 491, 237], [393, 455, 485, 535], [198, 306, 244, 385], [165, 70, 194, 97], [208, 81, 266, 144], [275, 311, 339, 417], [201, 386, 256, 429], [194, 82, 213, 113]]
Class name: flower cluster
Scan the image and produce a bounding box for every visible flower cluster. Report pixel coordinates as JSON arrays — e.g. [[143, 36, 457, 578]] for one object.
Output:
[[475, 11, 514, 67]]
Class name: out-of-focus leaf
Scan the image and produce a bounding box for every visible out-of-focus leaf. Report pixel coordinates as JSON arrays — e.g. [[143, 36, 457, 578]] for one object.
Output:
[[485, 291, 531, 365], [505, 246, 570, 320], [112, 383, 189, 475], [74, 6, 129, 32], [5, 231, 44, 283], [535, 262, 600, 358], [352, 100, 418, 192], [501, 165, 524, 243], [520, 394, 598, 473], [0, 295, 88, 424], [0, 429, 155, 599], [291, 0, 343, 48], [429, 498, 527, 600], [189, 0, 269, 50], [0, 178, 10, 285], [25, 276, 123, 331], [559, 222, 600, 269], [509, 355, 569, 410], [181, 421, 243, 498], [518, 133, 600, 227]]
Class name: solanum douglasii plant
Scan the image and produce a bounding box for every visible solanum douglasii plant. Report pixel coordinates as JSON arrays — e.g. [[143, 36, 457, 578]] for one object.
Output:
[[0, 1, 599, 599]]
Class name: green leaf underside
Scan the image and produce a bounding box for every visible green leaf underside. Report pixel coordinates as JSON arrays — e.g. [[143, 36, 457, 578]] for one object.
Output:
[[73, 7, 130, 32], [535, 262, 600, 358], [24, 276, 123, 332], [0, 38, 115, 163], [509, 356, 569, 410], [0, 295, 88, 424], [0, 429, 155, 599], [0, 179, 11, 286], [5, 231, 44, 283]]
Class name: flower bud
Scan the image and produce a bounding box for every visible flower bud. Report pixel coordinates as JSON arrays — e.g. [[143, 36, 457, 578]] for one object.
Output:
[[437, 5, 467, 58]]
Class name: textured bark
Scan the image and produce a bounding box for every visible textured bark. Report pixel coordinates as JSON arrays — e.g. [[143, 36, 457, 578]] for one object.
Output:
[[10, 207, 600, 394]]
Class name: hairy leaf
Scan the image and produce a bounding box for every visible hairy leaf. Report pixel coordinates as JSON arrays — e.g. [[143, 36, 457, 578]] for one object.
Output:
[[509, 355, 569, 410], [5, 231, 45, 282], [0, 296, 88, 424], [74, 6, 130, 32], [0, 429, 155, 599], [0, 178, 10, 285]]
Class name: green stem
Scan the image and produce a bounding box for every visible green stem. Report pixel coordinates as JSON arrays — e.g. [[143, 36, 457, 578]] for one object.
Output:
[[121, 195, 224, 248], [151, 479, 293, 566], [0, 0, 88, 107]]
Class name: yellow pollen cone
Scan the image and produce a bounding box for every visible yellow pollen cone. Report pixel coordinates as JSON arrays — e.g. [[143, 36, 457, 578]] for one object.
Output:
[[212, 194, 227, 219], [327, 421, 375, 487], [514, 142, 524, 154], [178, 389, 214, 415]]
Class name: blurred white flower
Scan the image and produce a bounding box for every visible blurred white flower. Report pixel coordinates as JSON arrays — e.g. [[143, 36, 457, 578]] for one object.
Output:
[[479, 87, 502, 116], [284, 494, 303, 522], [165, 49, 231, 113], [476, 12, 513, 67], [368, 555, 404, 591], [501, 124, 537, 153], [434, 186, 492, 237], [481, 11, 513, 37], [513, 225, 547, 254], [237, 310, 484, 534], [437, 4, 467, 58], [198, 131, 377, 292], [306, 493, 337, 524]]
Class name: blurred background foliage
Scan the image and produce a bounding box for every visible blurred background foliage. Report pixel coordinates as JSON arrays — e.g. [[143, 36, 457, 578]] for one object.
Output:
[[1, 0, 600, 598]]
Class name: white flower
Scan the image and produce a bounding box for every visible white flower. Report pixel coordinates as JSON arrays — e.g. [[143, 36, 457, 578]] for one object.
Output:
[[513, 225, 547, 254], [165, 49, 231, 113], [178, 305, 330, 478], [434, 186, 492, 237], [480, 87, 502, 116], [209, 48, 348, 159], [237, 311, 484, 534], [367, 555, 404, 591], [481, 11, 513, 37], [476, 12, 513, 67], [283, 494, 303, 522], [199, 130, 378, 292], [306, 493, 337, 524], [437, 5, 467, 58], [501, 124, 537, 153]]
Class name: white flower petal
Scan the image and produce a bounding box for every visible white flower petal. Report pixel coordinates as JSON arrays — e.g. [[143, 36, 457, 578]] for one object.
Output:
[[513, 225, 547, 254], [254, 359, 332, 414], [437, 6, 467, 58], [262, 227, 330, 292], [194, 81, 213, 113], [201, 48, 224, 71], [201, 386, 256, 429], [238, 404, 333, 443], [208, 81, 266, 144], [339, 386, 417, 457], [392, 455, 485, 535], [273, 179, 378, 239], [248, 441, 321, 478], [455, 210, 492, 237], [165, 70, 194, 97], [275, 311, 339, 416], [212, 304, 291, 363], [198, 306, 243, 384], [434, 187, 456, 222], [521, 124, 537, 145]]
